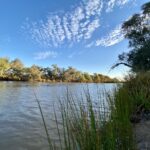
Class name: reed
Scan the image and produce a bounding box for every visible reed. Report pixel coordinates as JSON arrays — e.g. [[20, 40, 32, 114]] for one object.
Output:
[[50, 86, 135, 150], [35, 72, 150, 149]]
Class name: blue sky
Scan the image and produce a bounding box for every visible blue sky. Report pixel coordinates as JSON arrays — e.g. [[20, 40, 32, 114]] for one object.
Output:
[[0, 0, 149, 78]]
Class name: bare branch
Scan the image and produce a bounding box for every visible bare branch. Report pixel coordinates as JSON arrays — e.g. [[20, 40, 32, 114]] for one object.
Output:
[[110, 62, 132, 70]]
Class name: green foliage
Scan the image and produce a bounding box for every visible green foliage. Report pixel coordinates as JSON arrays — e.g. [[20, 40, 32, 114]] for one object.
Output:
[[10, 58, 24, 70], [45, 86, 136, 150], [33, 73, 150, 150], [123, 72, 150, 111], [106, 87, 135, 150], [9, 59, 24, 80], [112, 2, 150, 72], [0, 57, 10, 77], [0, 57, 117, 83], [29, 65, 41, 81], [48, 73, 150, 149]]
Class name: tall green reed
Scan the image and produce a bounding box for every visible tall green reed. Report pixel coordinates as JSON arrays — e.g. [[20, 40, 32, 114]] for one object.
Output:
[[34, 80, 147, 150], [33, 89, 53, 150], [52, 86, 135, 150]]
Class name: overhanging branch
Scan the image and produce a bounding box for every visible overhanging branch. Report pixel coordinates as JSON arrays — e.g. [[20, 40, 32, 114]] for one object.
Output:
[[111, 62, 132, 70]]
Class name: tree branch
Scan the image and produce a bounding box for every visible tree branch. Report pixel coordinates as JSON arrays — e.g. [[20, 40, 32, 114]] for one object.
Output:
[[111, 62, 132, 70]]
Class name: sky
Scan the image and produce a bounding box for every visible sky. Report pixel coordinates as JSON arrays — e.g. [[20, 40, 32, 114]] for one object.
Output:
[[0, 0, 149, 79]]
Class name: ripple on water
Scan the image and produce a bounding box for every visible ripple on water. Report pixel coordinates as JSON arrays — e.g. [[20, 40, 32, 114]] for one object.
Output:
[[0, 82, 115, 149]]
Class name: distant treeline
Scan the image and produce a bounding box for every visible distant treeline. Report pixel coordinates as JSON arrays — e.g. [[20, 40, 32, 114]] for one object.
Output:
[[0, 57, 118, 83]]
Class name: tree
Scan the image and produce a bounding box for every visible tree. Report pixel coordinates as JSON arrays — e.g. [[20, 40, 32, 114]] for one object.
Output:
[[29, 65, 41, 81], [93, 73, 100, 83], [10, 59, 24, 70], [51, 64, 61, 81], [84, 73, 93, 82], [112, 2, 150, 72], [9, 59, 24, 80], [41, 67, 53, 80], [63, 67, 77, 82], [0, 58, 10, 77], [0, 57, 116, 82]]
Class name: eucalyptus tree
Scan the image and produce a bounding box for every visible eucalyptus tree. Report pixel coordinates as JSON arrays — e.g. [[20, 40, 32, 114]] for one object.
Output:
[[112, 2, 150, 72], [10, 58, 24, 80], [0, 57, 117, 82], [84, 73, 93, 82], [41, 67, 53, 80], [29, 65, 42, 81], [63, 67, 78, 82], [0, 58, 10, 78], [51, 64, 62, 81]]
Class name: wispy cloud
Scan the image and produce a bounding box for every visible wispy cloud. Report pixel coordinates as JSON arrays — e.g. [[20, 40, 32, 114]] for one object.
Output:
[[25, 0, 103, 48], [106, 0, 132, 12], [23, 0, 135, 48], [34, 51, 58, 60], [87, 24, 124, 47], [96, 25, 124, 47]]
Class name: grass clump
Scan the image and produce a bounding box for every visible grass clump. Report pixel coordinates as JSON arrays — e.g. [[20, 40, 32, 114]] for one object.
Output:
[[124, 72, 150, 112], [36, 72, 150, 149], [51, 86, 136, 150]]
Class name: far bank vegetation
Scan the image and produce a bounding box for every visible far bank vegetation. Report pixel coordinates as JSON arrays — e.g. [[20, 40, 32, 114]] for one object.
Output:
[[0, 58, 118, 83]]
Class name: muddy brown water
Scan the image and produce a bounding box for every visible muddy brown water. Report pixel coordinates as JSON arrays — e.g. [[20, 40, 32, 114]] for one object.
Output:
[[0, 82, 115, 150]]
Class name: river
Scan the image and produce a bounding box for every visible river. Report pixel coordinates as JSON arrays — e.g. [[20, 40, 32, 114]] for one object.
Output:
[[0, 82, 116, 150]]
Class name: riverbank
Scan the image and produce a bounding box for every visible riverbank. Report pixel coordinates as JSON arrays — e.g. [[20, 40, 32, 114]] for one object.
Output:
[[0, 77, 120, 83], [134, 111, 150, 150], [112, 72, 150, 149]]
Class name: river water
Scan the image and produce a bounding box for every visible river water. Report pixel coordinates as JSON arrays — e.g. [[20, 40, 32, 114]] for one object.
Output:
[[0, 82, 115, 150]]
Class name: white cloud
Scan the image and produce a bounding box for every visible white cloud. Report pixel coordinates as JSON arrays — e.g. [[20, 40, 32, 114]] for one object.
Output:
[[34, 51, 58, 60], [25, 0, 103, 47], [95, 25, 124, 47], [23, 0, 135, 48], [86, 42, 94, 48], [84, 18, 100, 39], [84, 0, 103, 18], [106, 0, 134, 12]]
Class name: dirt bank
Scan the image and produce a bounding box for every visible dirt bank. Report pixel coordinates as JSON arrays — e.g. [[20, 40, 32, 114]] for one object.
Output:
[[134, 112, 150, 150]]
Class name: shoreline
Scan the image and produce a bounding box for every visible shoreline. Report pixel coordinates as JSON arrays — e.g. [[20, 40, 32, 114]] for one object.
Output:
[[134, 111, 150, 149], [0, 79, 120, 84]]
